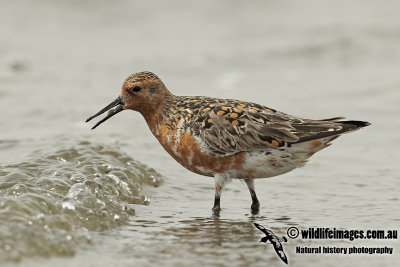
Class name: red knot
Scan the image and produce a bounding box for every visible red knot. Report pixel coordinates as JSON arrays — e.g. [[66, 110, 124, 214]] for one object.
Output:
[[86, 71, 370, 214]]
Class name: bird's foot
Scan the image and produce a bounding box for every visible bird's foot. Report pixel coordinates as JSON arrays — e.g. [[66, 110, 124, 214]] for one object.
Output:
[[212, 205, 221, 216], [251, 201, 260, 215], [212, 194, 221, 216]]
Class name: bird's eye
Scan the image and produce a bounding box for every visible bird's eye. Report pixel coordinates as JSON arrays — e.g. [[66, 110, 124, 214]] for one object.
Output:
[[132, 86, 142, 92]]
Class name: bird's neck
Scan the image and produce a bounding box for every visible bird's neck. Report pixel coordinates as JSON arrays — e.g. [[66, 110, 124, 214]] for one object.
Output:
[[141, 94, 177, 135]]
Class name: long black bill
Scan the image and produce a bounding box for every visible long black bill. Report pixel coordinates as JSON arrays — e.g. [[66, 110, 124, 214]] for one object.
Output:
[[86, 96, 124, 130]]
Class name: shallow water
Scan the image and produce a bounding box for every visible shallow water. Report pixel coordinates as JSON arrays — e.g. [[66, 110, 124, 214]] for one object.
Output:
[[1, 0, 400, 266], [0, 140, 162, 262]]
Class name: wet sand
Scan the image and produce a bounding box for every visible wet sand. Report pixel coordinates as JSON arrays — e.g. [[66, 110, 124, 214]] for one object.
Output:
[[1, 0, 399, 266]]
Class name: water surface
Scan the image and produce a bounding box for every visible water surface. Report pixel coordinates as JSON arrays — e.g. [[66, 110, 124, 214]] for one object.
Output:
[[0, 0, 399, 266]]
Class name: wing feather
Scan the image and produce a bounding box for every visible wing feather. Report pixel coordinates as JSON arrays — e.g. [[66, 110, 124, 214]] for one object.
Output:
[[180, 98, 368, 155]]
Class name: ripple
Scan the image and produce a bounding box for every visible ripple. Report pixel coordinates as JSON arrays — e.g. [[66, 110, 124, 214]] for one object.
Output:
[[0, 141, 163, 262]]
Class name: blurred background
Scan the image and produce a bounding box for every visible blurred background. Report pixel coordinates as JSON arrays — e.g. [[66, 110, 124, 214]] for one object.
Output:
[[0, 0, 399, 266]]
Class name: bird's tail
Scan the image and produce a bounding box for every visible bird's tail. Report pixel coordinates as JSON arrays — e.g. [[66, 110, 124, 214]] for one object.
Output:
[[338, 120, 371, 132], [289, 119, 370, 167]]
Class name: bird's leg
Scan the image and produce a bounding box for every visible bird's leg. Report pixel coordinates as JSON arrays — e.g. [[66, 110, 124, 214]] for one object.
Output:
[[213, 193, 221, 215], [212, 174, 228, 215], [245, 179, 260, 214]]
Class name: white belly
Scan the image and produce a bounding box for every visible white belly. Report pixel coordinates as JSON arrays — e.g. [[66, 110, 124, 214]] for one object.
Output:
[[236, 149, 298, 179], [233, 136, 338, 179]]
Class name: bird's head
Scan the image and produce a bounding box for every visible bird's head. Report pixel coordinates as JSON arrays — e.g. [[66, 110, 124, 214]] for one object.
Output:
[[86, 71, 171, 129]]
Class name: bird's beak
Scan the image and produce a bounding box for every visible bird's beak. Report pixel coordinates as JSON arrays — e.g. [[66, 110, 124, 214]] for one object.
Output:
[[86, 96, 124, 130]]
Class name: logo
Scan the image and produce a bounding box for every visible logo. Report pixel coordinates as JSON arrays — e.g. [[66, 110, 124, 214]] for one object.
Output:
[[254, 223, 288, 264]]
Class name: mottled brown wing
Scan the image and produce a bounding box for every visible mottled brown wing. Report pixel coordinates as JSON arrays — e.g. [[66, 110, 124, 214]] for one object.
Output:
[[192, 100, 363, 154]]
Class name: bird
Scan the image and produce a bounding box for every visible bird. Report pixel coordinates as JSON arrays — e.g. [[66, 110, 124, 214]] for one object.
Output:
[[86, 71, 370, 215], [254, 223, 288, 264]]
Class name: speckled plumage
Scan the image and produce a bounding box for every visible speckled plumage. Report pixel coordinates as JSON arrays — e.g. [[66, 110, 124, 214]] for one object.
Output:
[[86, 71, 370, 214]]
